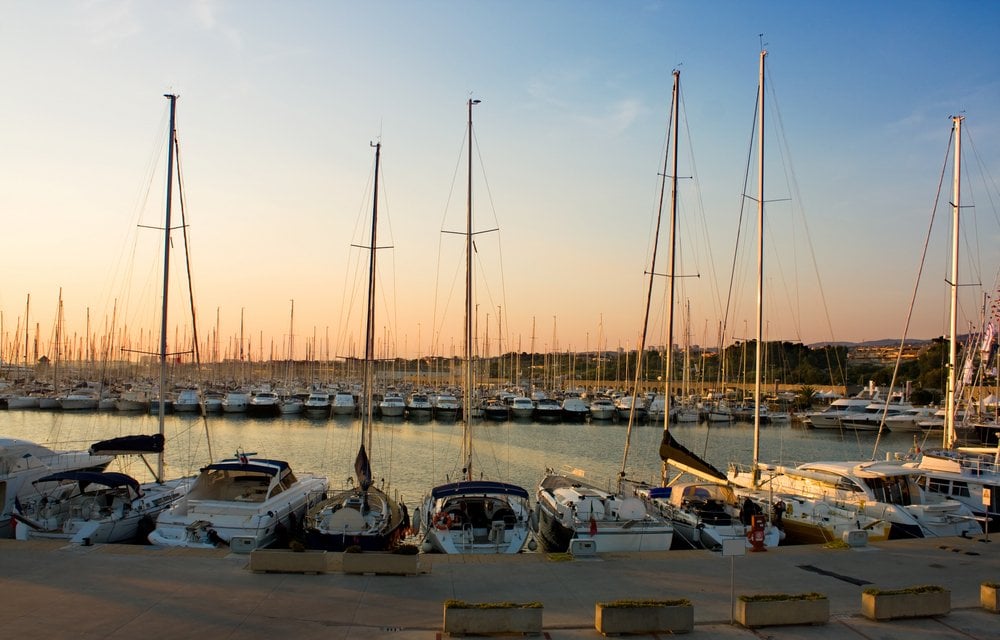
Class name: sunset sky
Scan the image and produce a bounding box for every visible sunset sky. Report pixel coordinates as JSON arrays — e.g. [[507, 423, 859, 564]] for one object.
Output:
[[1, 1, 998, 364]]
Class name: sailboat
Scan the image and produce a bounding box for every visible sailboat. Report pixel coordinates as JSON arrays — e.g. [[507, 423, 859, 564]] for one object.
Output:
[[603, 68, 777, 552], [417, 99, 533, 554], [14, 95, 193, 544], [724, 53, 963, 542], [302, 142, 410, 552], [902, 116, 1000, 532], [534, 75, 677, 553]]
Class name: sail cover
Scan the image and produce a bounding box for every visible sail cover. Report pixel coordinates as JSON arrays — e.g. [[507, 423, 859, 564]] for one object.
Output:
[[658, 430, 727, 482], [354, 444, 373, 490], [89, 434, 165, 455]]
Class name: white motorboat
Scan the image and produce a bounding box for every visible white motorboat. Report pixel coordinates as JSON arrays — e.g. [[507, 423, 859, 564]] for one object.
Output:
[[561, 396, 590, 422], [331, 390, 357, 416], [58, 387, 100, 411], [432, 393, 460, 421], [907, 447, 999, 531], [278, 393, 304, 415], [221, 391, 249, 413], [379, 391, 406, 418], [805, 383, 881, 429], [533, 397, 563, 422], [884, 406, 939, 432], [248, 390, 282, 417], [303, 391, 331, 417], [587, 396, 616, 421], [406, 392, 433, 420], [509, 396, 535, 420], [172, 388, 202, 413], [741, 460, 981, 539], [148, 454, 328, 552], [115, 389, 150, 413]]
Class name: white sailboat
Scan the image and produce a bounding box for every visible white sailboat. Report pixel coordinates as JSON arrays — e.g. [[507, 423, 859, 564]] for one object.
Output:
[[536, 74, 678, 554], [418, 99, 532, 554], [726, 57, 972, 542], [303, 141, 410, 552], [903, 116, 1000, 532], [15, 95, 193, 544]]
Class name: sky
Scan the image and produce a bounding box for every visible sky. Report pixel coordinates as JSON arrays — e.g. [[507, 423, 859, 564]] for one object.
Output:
[[1, 1, 999, 364]]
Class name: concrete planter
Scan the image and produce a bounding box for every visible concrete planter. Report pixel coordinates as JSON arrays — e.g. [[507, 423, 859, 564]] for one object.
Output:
[[341, 551, 421, 576], [980, 583, 1000, 613], [736, 594, 828, 628], [861, 586, 950, 621], [249, 549, 328, 574], [442, 601, 543, 636], [595, 600, 693, 635]]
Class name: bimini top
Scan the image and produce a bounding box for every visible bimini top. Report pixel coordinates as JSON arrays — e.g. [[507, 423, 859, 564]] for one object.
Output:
[[35, 470, 141, 494], [431, 480, 529, 500], [90, 434, 165, 455], [201, 458, 290, 475]]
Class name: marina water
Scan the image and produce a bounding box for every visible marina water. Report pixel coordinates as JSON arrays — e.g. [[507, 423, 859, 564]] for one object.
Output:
[[4, 411, 931, 515]]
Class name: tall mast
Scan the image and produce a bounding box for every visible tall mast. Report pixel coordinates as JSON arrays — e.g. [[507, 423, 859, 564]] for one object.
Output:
[[364, 142, 381, 454], [660, 68, 681, 485], [752, 49, 766, 488], [156, 93, 177, 484], [622, 69, 678, 481], [464, 99, 480, 481], [23, 294, 29, 368], [945, 115, 963, 448]]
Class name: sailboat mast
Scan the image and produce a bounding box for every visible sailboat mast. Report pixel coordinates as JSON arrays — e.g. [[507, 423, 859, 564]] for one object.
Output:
[[464, 99, 480, 481], [156, 93, 177, 484], [945, 115, 963, 447], [752, 50, 766, 486], [364, 142, 381, 452], [661, 68, 681, 485]]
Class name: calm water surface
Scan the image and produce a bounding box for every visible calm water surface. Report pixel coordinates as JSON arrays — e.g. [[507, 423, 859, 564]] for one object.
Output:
[[2, 411, 933, 507]]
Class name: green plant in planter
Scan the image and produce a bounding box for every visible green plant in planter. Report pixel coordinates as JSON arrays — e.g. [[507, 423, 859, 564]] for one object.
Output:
[[343, 545, 363, 554], [444, 600, 542, 609], [392, 544, 419, 555], [289, 540, 306, 552], [739, 592, 826, 602], [981, 581, 1000, 589], [862, 585, 945, 596], [599, 598, 691, 608]]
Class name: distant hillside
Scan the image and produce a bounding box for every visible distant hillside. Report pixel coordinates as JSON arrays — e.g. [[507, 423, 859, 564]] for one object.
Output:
[[807, 338, 939, 349]]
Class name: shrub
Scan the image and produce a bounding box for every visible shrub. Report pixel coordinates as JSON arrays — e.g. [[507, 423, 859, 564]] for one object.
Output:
[[444, 600, 543, 609], [862, 585, 945, 596], [738, 592, 826, 602], [599, 598, 691, 608]]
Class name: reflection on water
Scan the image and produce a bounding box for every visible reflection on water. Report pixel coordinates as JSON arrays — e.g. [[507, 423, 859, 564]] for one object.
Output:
[[2, 410, 930, 507]]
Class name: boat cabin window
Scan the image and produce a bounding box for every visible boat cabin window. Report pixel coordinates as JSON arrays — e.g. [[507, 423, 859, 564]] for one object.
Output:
[[865, 476, 913, 506], [835, 477, 863, 493]]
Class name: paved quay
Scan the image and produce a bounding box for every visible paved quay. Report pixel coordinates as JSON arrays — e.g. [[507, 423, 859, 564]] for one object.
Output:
[[1, 535, 998, 639]]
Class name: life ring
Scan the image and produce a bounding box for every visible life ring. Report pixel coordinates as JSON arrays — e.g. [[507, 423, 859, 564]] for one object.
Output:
[[433, 512, 453, 530], [785, 503, 793, 516]]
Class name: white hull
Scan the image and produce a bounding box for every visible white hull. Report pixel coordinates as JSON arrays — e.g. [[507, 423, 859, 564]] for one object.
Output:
[[149, 457, 327, 552]]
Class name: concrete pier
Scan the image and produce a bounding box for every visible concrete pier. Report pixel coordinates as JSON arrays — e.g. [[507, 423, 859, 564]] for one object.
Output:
[[1, 535, 998, 638]]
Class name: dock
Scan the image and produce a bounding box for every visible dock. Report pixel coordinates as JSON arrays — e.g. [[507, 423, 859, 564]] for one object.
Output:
[[1, 535, 998, 638]]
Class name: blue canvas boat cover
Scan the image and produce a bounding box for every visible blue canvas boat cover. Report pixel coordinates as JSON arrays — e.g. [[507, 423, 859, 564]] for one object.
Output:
[[431, 480, 529, 500], [35, 470, 141, 494]]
